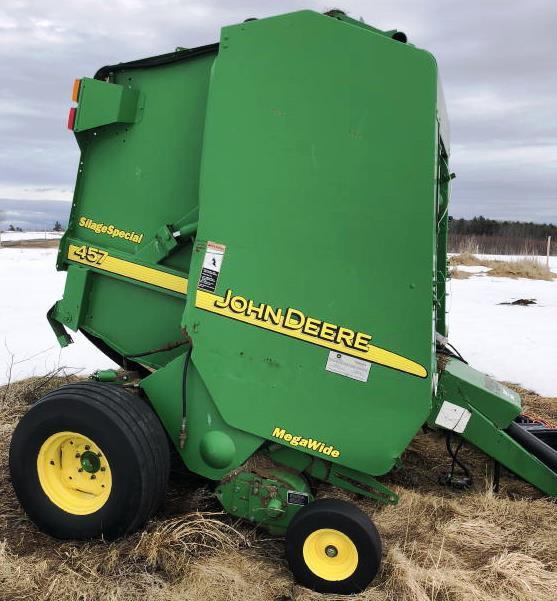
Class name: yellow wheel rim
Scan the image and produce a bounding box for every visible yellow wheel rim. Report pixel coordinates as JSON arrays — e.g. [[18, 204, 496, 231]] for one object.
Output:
[[302, 528, 359, 581], [37, 431, 112, 515]]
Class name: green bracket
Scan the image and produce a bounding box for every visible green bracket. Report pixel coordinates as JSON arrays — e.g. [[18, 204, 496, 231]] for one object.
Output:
[[431, 358, 557, 497], [136, 224, 178, 264], [268, 445, 398, 505], [431, 358, 521, 429], [464, 406, 557, 496], [136, 207, 199, 264], [47, 304, 73, 348], [324, 463, 399, 505], [216, 468, 313, 535], [74, 78, 139, 132], [52, 266, 90, 331], [47, 265, 92, 347]]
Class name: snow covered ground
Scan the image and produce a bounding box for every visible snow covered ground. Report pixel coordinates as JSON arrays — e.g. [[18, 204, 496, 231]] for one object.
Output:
[[446, 254, 557, 397], [0, 231, 64, 242], [0, 248, 556, 396], [0, 248, 117, 383], [448, 278, 557, 397]]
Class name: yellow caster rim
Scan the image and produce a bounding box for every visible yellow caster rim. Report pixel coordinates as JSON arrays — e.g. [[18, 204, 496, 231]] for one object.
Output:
[[37, 431, 112, 515], [302, 528, 358, 581]]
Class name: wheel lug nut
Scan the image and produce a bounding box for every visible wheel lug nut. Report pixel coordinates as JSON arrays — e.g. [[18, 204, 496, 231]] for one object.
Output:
[[85, 445, 90, 451], [75, 453, 81, 458], [91, 475, 96, 480], [100, 467, 106, 472], [78, 468, 83, 472], [49, 460, 55, 465]]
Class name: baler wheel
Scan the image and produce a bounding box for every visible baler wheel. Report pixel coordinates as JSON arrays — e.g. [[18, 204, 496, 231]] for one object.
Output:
[[9, 382, 169, 540], [285, 499, 382, 594]]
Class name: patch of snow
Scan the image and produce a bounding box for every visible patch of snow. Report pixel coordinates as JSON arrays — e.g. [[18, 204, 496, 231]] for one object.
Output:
[[453, 265, 492, 274], [0, 248, 117, 384], [447, 274, 557, 397], [0, 231, 64, 242]]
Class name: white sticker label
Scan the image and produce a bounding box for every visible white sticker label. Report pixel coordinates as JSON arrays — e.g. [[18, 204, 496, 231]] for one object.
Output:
[[325, 351, 371, 382], [434, 401, 472, 433], [198, 241, 226, 292]]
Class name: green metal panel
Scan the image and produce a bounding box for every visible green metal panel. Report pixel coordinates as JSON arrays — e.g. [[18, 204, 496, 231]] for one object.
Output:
[[53, 48, 217, 364], [432, 358, 521, 428], [430, 358, 557, 496], [184, 10, 439, 477], [141, 353, 264, 479], [73, 78, 138, 132], [80, 274, 187, 367]]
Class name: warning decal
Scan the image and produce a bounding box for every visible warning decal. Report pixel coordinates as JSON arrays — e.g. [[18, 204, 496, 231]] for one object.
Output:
[[434, 401, 472, 434], [198, 241, 226, 292], [326, 351, 371, 382]]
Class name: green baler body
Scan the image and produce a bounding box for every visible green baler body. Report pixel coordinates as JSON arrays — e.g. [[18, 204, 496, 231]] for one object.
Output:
[[50, 10, 557, 502]]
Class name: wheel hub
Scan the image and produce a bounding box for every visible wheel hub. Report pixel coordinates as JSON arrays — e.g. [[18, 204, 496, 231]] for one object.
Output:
[[302, 528, 358, 581], [37, 432, 112, 515], [80, 450, 101, 473]]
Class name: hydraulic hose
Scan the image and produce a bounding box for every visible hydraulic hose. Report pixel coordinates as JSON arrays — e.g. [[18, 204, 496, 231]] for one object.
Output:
[[506, 422, 557, 473]]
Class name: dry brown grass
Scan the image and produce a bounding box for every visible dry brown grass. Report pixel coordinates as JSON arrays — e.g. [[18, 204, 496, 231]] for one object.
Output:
[[449, 252, 485, 267], [0, 239, 60, 248], [450, 253, 555, 281], [1, 375, 556, 601], [487, 258, 555, 281], [449, 269, 471, 280]]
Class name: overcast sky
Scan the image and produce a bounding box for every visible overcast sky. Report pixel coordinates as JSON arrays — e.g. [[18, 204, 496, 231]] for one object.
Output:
[[1, 0, 556, 223]]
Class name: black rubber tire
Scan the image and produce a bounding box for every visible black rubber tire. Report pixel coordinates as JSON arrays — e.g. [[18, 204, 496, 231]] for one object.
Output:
[[9, 382, 169, 540], [285, 499, 382, 594]]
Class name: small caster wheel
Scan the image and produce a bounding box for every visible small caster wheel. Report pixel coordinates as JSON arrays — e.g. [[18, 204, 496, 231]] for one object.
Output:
[[285, 498, 382, 594]]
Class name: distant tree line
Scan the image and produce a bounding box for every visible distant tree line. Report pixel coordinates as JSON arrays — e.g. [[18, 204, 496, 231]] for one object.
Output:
[[3, 222, 64, 233], [449, 216, 555, 255], [450, 216, 557, 238]]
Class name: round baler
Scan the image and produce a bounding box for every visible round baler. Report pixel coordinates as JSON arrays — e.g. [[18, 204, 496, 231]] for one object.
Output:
[[9, 10, 557, 594]]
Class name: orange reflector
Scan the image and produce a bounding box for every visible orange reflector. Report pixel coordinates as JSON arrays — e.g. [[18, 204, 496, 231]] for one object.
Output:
[[71, 79, 81, 103], [67, 107, 77, 130]]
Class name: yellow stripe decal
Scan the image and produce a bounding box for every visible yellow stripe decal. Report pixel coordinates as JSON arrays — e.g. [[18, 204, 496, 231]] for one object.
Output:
[[67, 244, 188, 295], [195, 288, 427, 378]]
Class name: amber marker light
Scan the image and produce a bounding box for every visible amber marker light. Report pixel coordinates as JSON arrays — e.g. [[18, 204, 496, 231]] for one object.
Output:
[[71, 78, 81, 103]]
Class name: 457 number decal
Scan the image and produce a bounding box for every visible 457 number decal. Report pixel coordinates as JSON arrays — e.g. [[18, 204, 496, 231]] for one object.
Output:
[[72, 245, 108, 265], [66, 243, 189, 295]]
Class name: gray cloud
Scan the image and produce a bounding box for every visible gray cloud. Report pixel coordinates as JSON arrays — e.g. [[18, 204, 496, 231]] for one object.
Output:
[[0, 198, 70, 230], [1, 0, 556, 222]]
